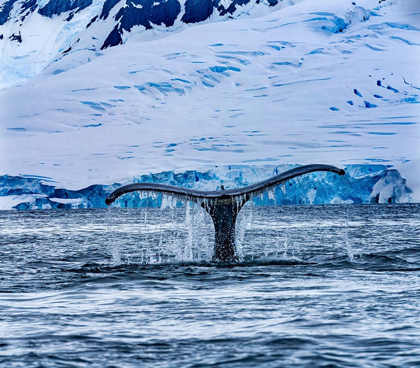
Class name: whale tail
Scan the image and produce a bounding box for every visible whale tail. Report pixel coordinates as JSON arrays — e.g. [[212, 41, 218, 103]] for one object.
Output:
[[105, 164, 345, 261]]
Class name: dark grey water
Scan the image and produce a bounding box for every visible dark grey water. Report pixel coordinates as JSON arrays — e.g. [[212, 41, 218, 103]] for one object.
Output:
[[1, 204, 420, 367]]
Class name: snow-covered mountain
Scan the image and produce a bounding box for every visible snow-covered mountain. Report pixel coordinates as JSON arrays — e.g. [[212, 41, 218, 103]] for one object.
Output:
[[0, 0, 419, 208], [0, 0, 293, 87]]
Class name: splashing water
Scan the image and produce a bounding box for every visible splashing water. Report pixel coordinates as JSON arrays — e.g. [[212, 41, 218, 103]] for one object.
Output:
[[106, 188, 382, 265], [107, 206, 122, 265], [341, 206, 361, 263], [181, 202, 212, 261], [235, 200, 254, 261], [108, 192, 214, 264]]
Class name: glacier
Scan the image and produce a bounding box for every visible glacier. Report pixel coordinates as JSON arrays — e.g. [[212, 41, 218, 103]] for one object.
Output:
[[0, 164, 413, 210], [0, 0, 419, 208]]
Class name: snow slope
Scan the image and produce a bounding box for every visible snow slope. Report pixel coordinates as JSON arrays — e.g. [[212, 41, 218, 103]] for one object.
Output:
[[0, 0, 419, 206]]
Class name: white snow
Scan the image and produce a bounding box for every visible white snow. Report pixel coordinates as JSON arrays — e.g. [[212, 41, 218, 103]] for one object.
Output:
[[0, 0, 108, 88], [0, 0, 419, 199], [48, 197, 84, 205], [396, 159, 420, 202], [0, 194, 45, 210]]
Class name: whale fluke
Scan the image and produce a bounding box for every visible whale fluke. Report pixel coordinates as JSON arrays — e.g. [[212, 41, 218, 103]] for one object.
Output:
[[105, 164, 345, 261]]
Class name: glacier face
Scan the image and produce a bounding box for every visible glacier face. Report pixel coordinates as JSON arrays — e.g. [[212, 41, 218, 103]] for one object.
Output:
[[0, 0, 419, 205], [0, 165, 413, 210]]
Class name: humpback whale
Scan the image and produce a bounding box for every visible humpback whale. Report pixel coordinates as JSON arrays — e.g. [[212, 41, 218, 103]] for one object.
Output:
[[106, 164, 345, 261]]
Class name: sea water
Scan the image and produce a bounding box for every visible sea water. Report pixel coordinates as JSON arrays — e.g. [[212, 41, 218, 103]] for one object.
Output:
[[0, 204, 419, 367]]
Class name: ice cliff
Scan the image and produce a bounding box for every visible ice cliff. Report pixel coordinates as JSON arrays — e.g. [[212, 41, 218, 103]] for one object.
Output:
[[0, 164, 413, 210]]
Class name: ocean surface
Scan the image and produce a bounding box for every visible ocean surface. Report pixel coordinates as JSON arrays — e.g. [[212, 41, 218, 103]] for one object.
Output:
[[1, 204, 419, 367]]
